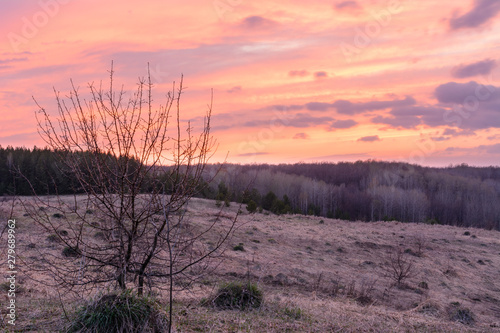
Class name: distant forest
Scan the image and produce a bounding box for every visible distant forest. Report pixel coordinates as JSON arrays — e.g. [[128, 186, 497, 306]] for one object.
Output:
[[1, 146, 499, 230]]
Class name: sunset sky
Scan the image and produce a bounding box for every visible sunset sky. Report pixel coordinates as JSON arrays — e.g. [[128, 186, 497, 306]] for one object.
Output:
[[1, 0, 500, 166]]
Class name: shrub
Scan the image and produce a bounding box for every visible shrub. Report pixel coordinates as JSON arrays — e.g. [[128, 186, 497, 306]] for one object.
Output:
[[246, 200, 258, 214], [52, 213, 65, 218], [67, 290, 167, 332], [233, 243, 245, 251], [283, 306, 303, 320], [447, 303, 475, 325], [210, 282, 263, 310], [386, 247, 414, 286]]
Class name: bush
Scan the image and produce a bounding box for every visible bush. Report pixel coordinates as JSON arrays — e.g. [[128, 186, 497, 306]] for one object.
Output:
[[210, 282, 263, 310], [246, 200, 258, 213], [447, 302, 475, 325], [52, 213, 65, 219], [386, 247, 414, 286], [67, 290, 167, 332], [233, 243, 245, 251]]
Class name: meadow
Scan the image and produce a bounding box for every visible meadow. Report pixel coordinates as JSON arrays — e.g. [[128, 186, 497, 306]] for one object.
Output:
[[1, 195, 500, 332]]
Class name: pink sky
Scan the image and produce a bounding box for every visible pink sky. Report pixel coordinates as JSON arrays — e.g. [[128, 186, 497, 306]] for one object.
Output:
[[1, 0, 500, 166]]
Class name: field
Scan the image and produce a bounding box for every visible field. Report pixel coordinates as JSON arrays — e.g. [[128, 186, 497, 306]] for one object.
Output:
[[1, 196, 500, 332]]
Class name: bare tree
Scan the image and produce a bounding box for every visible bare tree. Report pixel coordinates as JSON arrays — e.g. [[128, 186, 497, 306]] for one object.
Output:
[[385, 246, 414, 287], [24, 64, 236, 330]]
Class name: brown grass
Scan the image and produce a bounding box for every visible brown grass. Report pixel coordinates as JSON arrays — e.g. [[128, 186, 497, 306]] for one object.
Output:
[[1, 196, 500, 332]]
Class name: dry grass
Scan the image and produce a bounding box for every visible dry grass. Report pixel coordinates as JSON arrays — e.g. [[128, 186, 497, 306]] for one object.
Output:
[[1, 195, 500, 332]]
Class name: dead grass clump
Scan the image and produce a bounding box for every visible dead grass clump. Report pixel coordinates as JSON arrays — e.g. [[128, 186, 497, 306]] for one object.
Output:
[[415, 300, 441, 317], [94, 231, 105, 239], [282, 305, 303, 320], [208, 281, 263, 310], [62, 246, 80, 258], [418, 281, 429, 289], [58, 229, 68, 236], [346, 279, 377, 306], [46, 234, 61, 243], [447, 302, 475, 325], [67, 290, 167, 332]]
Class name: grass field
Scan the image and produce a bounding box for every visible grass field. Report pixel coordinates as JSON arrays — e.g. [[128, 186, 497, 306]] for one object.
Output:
[[1, 196, 500, 332]]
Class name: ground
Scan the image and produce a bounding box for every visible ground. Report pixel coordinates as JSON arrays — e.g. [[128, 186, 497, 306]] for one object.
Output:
[[1, 196, 500, 332]]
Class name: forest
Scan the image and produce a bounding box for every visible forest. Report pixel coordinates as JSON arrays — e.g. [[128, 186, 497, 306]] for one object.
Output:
[[1, 146, 499, 230]]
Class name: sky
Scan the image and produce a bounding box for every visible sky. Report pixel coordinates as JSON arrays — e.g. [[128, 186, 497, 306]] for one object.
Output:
[[1, 0, 500, 166]]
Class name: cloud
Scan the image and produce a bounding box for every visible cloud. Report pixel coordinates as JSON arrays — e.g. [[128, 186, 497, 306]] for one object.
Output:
[[270, 104, 303, 111], [227, 86, 242, 93], [357, 135, 380, 142], [300, 96, 416, 114], [388, 106, 449, 128], [238, 152, 270, 157], [331, 119, 357, 129], [305, 102, 332, 111], [442, 128, 476, 137], [372, 115, 422, 129], [2, 64, 71, 80], [305, 152, 371, 161], [0, 57, 28, 64], [293, 133, 310, 140], [434, 81, 500, 104], [431, 137, 450, 142], [450, 0, 500, 29], [314, 71, 328, 78], [289, 70, 309, 77], [1, 51, 32, 56], [334, 1, 360, 10], [446, 143, 500, 154], [240, 16, 278, 29], [332, 96, 416, 115], [452, 59, 497, 78], [433, 82, 500, 129], [287, 114, 334, 128], [243, 113, 333, 128], [482, 143, 500, 154]]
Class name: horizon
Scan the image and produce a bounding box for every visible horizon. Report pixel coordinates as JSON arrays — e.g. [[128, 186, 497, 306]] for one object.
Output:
[[2, 145, 499, 169], [1, 0, 500, 167]]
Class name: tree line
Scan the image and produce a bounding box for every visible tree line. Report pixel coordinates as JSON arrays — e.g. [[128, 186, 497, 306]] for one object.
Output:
[[205, 161, 500, 230], [1, 146, 499, 230]]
